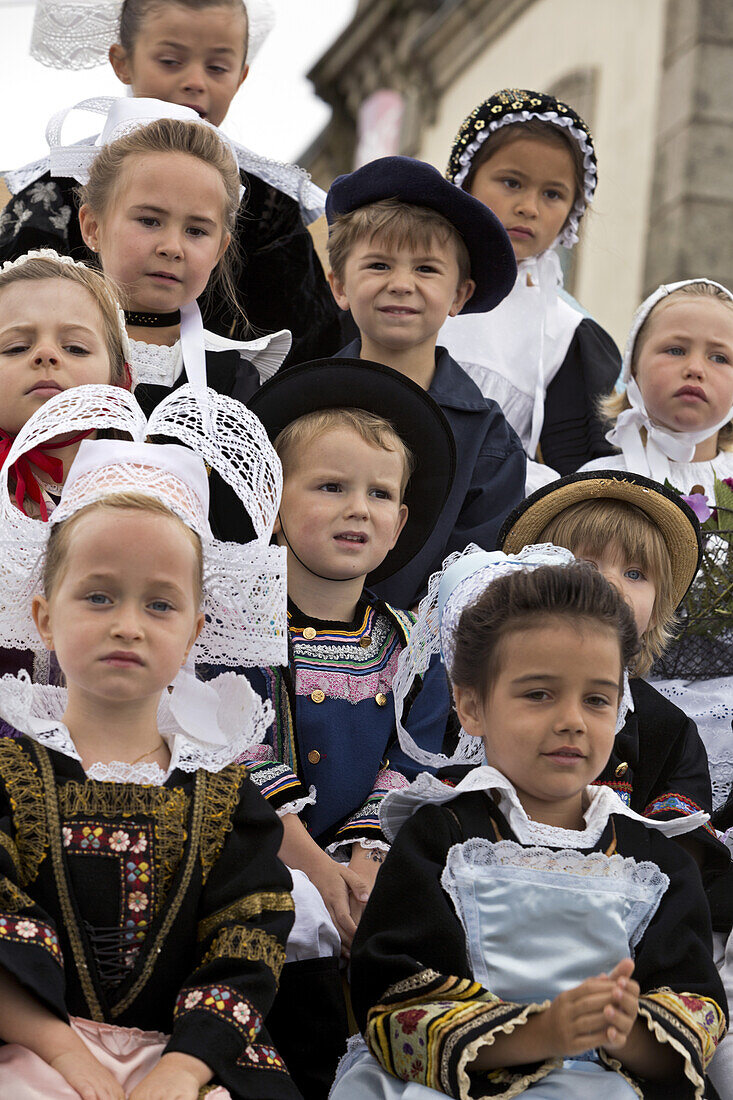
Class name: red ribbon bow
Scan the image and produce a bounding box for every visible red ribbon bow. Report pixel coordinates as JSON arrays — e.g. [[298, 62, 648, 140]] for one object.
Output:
[[0, 429, 93, 521]]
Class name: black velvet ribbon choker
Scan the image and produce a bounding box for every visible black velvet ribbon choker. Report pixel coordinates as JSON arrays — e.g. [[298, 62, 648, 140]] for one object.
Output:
[[124, 309, 181, 328]]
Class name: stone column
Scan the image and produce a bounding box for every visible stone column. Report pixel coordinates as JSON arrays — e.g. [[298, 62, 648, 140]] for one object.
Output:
[[643, 0, 733, 292]]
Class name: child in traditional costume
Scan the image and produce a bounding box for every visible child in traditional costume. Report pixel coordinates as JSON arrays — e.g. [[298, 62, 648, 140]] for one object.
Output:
[[0, 383, 301, 1098], [331, 547, 726, 1099], [580, 280, 733, 809], [1, 0, 341, 363], [326, 155, 525, 608], [498, 470, 728, 872], [241, 358, 456, 1098], [440, 88, 621, 488]]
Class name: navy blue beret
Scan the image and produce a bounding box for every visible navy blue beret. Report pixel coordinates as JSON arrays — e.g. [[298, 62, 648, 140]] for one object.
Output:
[[325, 155, 516, 314]]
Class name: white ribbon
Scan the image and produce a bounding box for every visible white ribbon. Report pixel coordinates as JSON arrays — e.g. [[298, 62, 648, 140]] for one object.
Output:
[[606, 377, 733, 483]]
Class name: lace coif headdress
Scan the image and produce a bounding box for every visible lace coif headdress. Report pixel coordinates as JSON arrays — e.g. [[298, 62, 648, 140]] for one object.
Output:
[[392, 543, 632, 769], [607, 278, 733, 483], [30, 0, 275, 69], [0, 382, 286, 669], [446, 88, 597, 249]]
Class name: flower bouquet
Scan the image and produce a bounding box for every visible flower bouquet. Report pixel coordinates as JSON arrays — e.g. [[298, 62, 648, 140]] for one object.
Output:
[[651, 477, 733, 679]]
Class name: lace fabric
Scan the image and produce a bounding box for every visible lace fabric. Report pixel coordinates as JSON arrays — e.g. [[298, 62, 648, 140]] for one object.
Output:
[[652, 677, 733, 811], [0, 670, 270, 778], [0, 384, 287, 669], [441, 839, 669, 951], [128, 328, 291, 389]]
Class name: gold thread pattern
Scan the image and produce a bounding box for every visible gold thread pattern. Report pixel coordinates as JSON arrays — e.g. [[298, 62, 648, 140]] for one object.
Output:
[[0, 876, 36, 913], [111, 771, 206, 1018], [57, 780, 189, 914], [199, 764, 245, 883], [0, 740, 49, 886], [36, 746, 104, 1021], [197, 891, 294, 942], [202, 924, 286, 981]]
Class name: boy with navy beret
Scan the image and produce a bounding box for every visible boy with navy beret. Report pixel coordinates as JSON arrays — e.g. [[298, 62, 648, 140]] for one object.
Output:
[[326, 154, 526, 607]]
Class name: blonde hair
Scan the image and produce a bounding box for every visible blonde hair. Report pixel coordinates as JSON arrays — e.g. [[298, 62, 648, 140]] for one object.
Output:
[[327, 198, 471, 286], [539, 499, 676, 675], [274, 407, 415, 499], [601, 282, 733, 452], [44, 492, 204, 605], [80, 119, 244, 324], [0, 256, 127, 386]]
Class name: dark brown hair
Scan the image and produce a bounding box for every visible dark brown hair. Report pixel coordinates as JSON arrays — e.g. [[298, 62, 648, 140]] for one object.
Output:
[[462, 119, 585, 225], [118, 0, 249, 64], [449, 563, 638, 702]]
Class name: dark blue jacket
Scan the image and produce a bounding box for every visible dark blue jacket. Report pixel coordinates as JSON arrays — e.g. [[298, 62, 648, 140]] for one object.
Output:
[[339, 339, 526, 607]]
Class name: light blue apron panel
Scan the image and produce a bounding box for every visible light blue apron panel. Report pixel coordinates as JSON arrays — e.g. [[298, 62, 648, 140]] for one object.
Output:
[[441, 839, 668, 1005], [330, 1042, 638, 1099]]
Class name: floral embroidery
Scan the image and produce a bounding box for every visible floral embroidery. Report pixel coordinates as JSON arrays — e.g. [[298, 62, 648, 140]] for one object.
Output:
[[239, 1044, 287, 1073], [28, 181, 59, 209], [0, 913, 62, 963], [642, 988, 726, 1070], [396, 1008, 427, 1035], [63, 821, 156, 963], [175, 984, 262, 1042]]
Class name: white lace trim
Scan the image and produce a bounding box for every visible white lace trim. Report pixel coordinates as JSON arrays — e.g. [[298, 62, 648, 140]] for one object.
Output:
[[0, 384, 287, 669], [441, 838, 669, 950], [325, 837, 390, 861], [129, 328, 291, 389], [276, 786, 317, 817], [651, 676, 733, 811], [0, 669, 271, 778], [379, 766, 710, 845], [452, 109, 596, 248]]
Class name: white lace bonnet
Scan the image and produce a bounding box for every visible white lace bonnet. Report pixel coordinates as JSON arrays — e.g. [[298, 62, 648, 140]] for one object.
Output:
[[0, 382, 287, 669], [392, 543, 632, 769], [0, 247, 135, 385], [607, 278, 733, 482], [30, 0, 275, 69]]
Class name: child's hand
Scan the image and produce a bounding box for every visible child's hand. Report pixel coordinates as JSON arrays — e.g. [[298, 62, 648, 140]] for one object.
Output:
[[347, 844, 385, 926], [49, 1049, 125, 1100], [542, 958, 639, 1058], [308, 856, 370, 954], [127, 1052, 211, 1100]]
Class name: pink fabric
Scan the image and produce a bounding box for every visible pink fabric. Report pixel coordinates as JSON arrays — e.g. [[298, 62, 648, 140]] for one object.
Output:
[[0, 1016, 232, 1097]]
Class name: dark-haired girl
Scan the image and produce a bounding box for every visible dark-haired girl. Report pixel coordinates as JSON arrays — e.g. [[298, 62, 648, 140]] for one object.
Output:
[[331, 547, 725, 1099]]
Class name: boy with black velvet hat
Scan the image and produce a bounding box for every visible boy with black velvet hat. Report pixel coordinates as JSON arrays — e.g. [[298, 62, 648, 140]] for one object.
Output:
[[325, 154, 526, 608], [244, 358, 457, 1099]]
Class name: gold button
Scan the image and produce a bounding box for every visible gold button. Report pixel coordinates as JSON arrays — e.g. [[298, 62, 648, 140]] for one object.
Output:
[[359, 635, 372, 648], [310, 689, 325, 704], [302, 627, 317, 640], [615, 762, 629, 777], [375, 692, 388, 707], [308, 749, 321, 764]]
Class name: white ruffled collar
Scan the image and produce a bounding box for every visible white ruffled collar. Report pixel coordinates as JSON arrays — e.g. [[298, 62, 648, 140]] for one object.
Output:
[[0, 669, 271, 784], [380, 765, 709, 847], [129, 327, 291, 389]]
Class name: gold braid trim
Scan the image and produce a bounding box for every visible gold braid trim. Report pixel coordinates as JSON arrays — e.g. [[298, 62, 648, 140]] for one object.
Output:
[[36, 746, 104, 1021], [111, 771, 206, 1018], [201, 924, 286, 981], [197, 891, 294, 942], [199, 764, 245, 884], [57, 780, 189, 915], [0, 828, 21, 871], [0, 739, 48, 886], [0, 876, 36, 913]]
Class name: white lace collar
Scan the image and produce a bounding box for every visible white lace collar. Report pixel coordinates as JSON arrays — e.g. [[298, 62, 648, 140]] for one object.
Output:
[[129, 327, 291, 389], [380, 765, 709, 847], [0, 669, 271, 785]]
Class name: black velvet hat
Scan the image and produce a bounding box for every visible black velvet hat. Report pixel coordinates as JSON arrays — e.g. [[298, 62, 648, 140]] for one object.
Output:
[[248, 358, 457, 584], [325, 155, 516, 314], [498, 469, 702, 609]]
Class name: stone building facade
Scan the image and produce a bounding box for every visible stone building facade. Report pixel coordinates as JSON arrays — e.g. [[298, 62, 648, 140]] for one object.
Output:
[[303, 0, 733, 347]]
